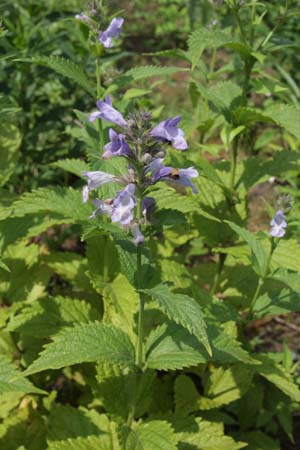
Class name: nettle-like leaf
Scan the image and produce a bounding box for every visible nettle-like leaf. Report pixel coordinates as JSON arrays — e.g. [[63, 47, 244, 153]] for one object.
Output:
[[198, 366, 254, 409], [226, 221, 270, 277], [47, 404, 118, 444], [255, 354, 300, 402], [145, 322, 208, 371], [11, 187, 91, 222], [47, 435, 120, 450], [125, 420, 178, 450], [51, 158, 89, 178], [114, 65, 189, 87], [94, 363, 155, 420], [174, 375, 199, 416], [175, 417, 247, 450], [24, 322, 135, 375], [197, 80, 242, 119], [102, 274, 138, 341], [0, 356, 44, 395], [18, 56, 95, 95], [143, 283, 211, 356], [7, 297, 100, 338], [253, 289, 300, 317], [188, 27, 251, 67], [0, 122, 21, 187]]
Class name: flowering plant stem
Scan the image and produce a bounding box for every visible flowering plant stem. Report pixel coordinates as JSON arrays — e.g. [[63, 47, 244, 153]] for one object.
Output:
[[248, 238, 277, 319]]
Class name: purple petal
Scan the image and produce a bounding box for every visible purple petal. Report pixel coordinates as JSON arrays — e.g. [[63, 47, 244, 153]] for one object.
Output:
[[133, 224, 145, 246], [93, 97, 127, 128], [99, 18, 124, 48], [89, 199, 113, 219]]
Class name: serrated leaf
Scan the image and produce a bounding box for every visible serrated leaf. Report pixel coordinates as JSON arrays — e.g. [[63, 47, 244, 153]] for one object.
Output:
[[255, 354, 300, 401], [198, 81, 242, 118], [174, 375, 199, 416], [125, 420, 177, 450], [95, 363, 155, 420], [253, 288, 300, 317], [199, 366, 253, 409], [188, 27, 250, 67], [7, 297, 100, 338], [175, 417, 247, 450], [51, 158, 89, 178], [115, 66, 189, 86], [11, 187, 91, 222], [47, 404, 111, 442], [19, 56, 95, 95], [143, 283, 211, 355], [0, 122, 21, 187], [0, 356, 44, 395], [145, 322, 208, 370], [226, 221, 269, 277], [47, 435, 119, 450], [24, 322, 135, 375], [265, 103, 300, 138]]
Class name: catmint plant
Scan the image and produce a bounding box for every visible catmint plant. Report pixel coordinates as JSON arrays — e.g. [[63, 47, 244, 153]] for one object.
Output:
[[82, 96, 197, 247]]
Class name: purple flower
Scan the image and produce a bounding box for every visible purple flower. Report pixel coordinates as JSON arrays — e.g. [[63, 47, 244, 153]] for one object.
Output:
[[150, 116, 188, 150], [133, 224, 144, 246], [82, 170, 118, 202], [75, 13, 95, 28], [99, 18, 124, 48], [89, 96, 127, 128], [142, 197, 155, 220], [146, 159, 198, 193], [89, 198, 113, 219], [270, 210, 287, 238], [103, 129, 131, 159], [111, 184, 136, 225]]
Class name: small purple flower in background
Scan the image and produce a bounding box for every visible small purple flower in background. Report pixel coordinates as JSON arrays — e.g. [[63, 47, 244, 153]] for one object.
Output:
[[149, 116, 188, 150], [89, 96, 127, 128], [99, 18, 124, 48], [82, 170, 118, 202], [111, 183, 137, 225], [269, 210, 287, 238], [89, 198, 113, 219], [133, 224, 145, 246], [103, 129, 131, 159]]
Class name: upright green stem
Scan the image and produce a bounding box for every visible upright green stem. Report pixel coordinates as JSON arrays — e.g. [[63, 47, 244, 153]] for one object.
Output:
[[135, 145, 145, 367], [229, 135, 239, 193], [95, 47, 104, 151]]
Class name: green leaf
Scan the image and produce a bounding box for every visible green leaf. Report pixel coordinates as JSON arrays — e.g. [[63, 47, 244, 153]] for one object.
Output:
[[103, 274, 137, 341], [145, 322, 208, 370], [253, 288, 300, 317], [115, 66, 189, 86], [51, 158, 88, 178], [7, 297, 100, 338], [11, 187, 91, 222], [199, 366, 253, 409], [0, 122, 21, 187], [47, 435, 119, 450], [19, 56, 95, 95], [271, 239, 300, 272], [265, 103, 300, 138], [0, 356, 44, 395], [255, 354, 300, 401], [198, 81, 242, 118], [143, 283, 211, 356], [226, 221, 269, 277], [95, 364, 155, 420], [24, 322, 135, 375], [175, 417, 247, 450], [188, 27, 250, 67], [47, 404, 112, 442], [174, 375, 199, 416], [125, 420, 177, 450], [240, 431, 280, 450]]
